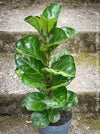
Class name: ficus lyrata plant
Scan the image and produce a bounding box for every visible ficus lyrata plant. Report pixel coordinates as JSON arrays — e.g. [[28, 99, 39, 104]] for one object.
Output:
[[14, 3, 78, 128]]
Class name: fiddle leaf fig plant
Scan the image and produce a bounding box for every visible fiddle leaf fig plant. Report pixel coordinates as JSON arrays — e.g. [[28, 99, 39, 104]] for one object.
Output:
[[15, 3, 78, 128]]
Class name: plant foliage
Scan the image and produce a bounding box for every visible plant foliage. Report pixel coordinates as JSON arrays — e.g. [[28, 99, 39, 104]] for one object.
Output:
[[15, 3, 78, 128]]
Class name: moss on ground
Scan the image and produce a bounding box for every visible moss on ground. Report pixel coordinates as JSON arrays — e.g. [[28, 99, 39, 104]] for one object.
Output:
[[74, 53, 100, 70], [73, 112, 100, 130]]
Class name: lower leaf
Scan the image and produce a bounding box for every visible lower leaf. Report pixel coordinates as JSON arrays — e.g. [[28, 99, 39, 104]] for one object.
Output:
[[43, 86, 67, 108], [23, 92, 47, 111], [31, 110, 50, 128], [48, 109, 60, 123], [60, 90, 78, 110]]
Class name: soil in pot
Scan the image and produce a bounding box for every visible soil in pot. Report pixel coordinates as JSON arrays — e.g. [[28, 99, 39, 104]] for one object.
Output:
[[49, 110, 72, 126]]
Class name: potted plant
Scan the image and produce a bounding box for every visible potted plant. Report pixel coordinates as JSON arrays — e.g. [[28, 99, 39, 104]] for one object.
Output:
[[14, 3, 78, 134]]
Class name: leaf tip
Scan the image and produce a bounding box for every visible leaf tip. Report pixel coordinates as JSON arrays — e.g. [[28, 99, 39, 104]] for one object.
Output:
[[24, 15, 33, 22]]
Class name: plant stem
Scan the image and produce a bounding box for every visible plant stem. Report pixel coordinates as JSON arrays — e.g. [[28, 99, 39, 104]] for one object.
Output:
[[45, 32, 51, 96]]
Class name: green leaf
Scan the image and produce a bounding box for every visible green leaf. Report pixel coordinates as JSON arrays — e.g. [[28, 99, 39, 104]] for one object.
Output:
[[40, 15, 56, 32], [46, 27, 77, 47], [24, 16, 41, 32], [60, 90, 78, 110], [42, 50, 75, 90], [48, 51, 76, 90], [48, 109, 60, 123], [31, 110, 50, 128], [43, 86, 67, 108], [15, 53, 46, 89], [15, 35, 46, 64], [61, 27, 77, 39], [42, 55, 76, 78], [51, 49, 70, 64], [48, 27, 68, 46], [23, 92, 47, 111], [42, 3, 62, 21], [51, 55, 76, 77], [22, 75, 46, 89], [49, 75, 74, 90]]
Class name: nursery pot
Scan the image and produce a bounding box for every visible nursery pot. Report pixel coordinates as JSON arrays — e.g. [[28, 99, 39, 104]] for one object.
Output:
[[40, 118, 72, 134]]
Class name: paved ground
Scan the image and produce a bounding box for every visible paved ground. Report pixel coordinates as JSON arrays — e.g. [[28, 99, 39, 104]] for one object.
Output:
[[0, 4, 100, 32], [0, 113, 100, 134]]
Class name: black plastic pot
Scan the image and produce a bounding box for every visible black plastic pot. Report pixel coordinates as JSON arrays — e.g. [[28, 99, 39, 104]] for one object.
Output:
[[40, 118, 72, 134]]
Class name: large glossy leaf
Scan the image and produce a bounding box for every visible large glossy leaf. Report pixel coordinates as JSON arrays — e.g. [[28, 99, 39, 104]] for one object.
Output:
[[23, 92, 47, 111], [51, 55, 76, 77], [48, 27, 68, 46], [61, 27, 77, 39], [15, 35, 46, 64], [22, 75, 46, 89], [42, 3, 62, 21], [42, 50, 75, 90], [51, 49, 70, 64], [48, 109, 60, 123], [43, 86, 67, 108], [40, 15, 56, 32], [42, 55, 76, 78], [15, 53, 46, 89], [46, 27, 77, 47], [60, 90, 78, 110], [49, 75, 74, 90], [31, 110, 50, 128], [24, 16, 41, 32]]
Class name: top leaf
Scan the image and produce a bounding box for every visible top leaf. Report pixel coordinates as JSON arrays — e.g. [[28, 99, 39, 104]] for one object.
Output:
[[40, 3, 62, 33], [40, 15, 56, 32], [42, 3, 62, 21]]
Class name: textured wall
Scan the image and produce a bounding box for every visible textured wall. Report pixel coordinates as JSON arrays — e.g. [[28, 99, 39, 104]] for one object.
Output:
[[0, 32, 98, 53], [1, 0, 100, 5]]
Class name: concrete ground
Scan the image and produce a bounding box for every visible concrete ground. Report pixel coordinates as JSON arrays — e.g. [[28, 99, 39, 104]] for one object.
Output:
[[0, 113, 100, 134]]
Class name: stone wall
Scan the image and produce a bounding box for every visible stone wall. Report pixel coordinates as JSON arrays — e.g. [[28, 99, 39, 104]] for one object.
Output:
[[0, 31, 99, 54], [0, 93, 99, 115], [1, 0, 100, 5]]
